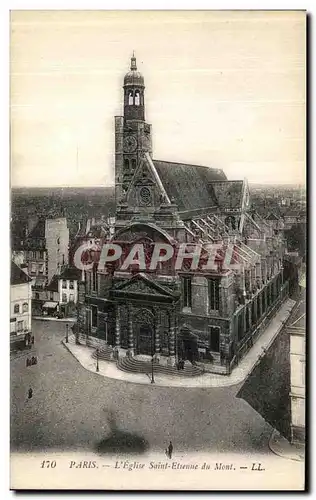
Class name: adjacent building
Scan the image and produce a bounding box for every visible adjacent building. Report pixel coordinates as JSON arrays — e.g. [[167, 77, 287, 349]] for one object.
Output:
[[237, 282, 305, 446], [45, 266, 82, 317], [76, 56, 290, 374], [10, 261, 32, 351], [12, 216, 69, 314], [288, 284, 306, 444]]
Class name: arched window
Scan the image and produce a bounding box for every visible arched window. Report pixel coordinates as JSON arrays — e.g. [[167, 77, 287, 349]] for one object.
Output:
[[131, 158, 137, 171], [128, 90, 133, 105], [22, 302, 28, 313], [14, 304, 20, 314], [124, 158, 130, 172], [134, 90, 140, 105]]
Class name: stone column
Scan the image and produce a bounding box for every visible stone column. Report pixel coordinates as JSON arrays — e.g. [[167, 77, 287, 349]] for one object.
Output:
[[115, 305, 121, 348], [168, 313, 176, 366], [127, 305, 134, 357], [152, 306, 161, 361], [154, 323, 161, 356]]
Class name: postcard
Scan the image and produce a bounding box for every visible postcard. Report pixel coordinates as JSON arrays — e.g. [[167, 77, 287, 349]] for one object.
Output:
[[10, 10, 306, 491]]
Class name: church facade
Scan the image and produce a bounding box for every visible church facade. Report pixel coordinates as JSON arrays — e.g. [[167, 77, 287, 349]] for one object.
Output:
[[76, 56, 289, 375]]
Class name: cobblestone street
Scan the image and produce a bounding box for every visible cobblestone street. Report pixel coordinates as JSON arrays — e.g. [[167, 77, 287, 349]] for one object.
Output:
[[11, 320, 274, 456]]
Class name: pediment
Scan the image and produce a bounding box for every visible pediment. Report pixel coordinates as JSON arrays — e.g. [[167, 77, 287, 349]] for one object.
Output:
[[113, 273, 175, 298]]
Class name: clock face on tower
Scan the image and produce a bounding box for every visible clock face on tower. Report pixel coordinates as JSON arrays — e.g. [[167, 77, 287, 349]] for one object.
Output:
[[123, 135, 137, 153]]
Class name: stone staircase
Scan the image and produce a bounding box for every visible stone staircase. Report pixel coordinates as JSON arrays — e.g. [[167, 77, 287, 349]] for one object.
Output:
[[117, 356, 204, 377], [91, 345, 115, 362]]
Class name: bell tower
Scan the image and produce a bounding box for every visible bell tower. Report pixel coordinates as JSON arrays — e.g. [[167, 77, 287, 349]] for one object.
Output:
[[123, 54, 145, 121], [115, 54, 153, 207]]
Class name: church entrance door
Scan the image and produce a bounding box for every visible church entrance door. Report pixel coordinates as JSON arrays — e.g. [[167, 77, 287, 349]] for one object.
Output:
[[135, 324, 153, 355]]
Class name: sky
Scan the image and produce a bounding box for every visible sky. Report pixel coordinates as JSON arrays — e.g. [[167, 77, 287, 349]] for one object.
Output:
[[10, 10, 306, 187]]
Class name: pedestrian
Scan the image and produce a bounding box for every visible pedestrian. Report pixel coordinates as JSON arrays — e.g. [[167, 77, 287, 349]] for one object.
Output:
[[168, 441, 173, 459], [34, 356, 37, 365], [26, 357, 30, 367], [28, 387, 33, 399], [31, 336, 35, 345]]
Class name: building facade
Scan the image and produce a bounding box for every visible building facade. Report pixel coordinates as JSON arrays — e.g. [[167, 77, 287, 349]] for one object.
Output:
[[12, 217, 69, 313], [10, 261, 32, 351], [288, 285, 305, 444], [77, 56, 289, 374]]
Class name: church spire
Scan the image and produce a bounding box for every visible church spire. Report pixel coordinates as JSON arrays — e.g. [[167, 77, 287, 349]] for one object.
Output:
[[131, 52, 137, 70]]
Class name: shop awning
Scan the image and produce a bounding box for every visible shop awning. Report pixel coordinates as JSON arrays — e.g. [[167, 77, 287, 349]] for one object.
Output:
[[42, 301, 58, 309]]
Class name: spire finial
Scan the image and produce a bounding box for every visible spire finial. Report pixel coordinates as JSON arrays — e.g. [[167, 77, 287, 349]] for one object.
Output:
[[131, 51, 137, 71]]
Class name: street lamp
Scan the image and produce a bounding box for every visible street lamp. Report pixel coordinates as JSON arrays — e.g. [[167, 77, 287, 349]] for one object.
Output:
[[66, 323, 69, 343], [151, 328, 155, 384], [96, 348, 99, 372]]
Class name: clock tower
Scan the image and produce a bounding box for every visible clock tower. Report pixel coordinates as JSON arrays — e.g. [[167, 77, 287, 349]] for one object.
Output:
[[115, 54, 153, 205]]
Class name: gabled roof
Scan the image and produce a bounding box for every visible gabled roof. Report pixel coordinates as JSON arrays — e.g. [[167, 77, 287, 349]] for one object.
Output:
[[11, 261, 32, 285], [153, 159, 227, 212], [46, 276, 59, 292]]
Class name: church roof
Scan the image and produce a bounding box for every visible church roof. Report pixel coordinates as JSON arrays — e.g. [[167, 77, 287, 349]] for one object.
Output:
[[153, 160, 227, 212]]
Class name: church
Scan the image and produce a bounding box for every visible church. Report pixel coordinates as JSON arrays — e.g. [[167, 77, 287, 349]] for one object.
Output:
[[76, 55, 288, 375]]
